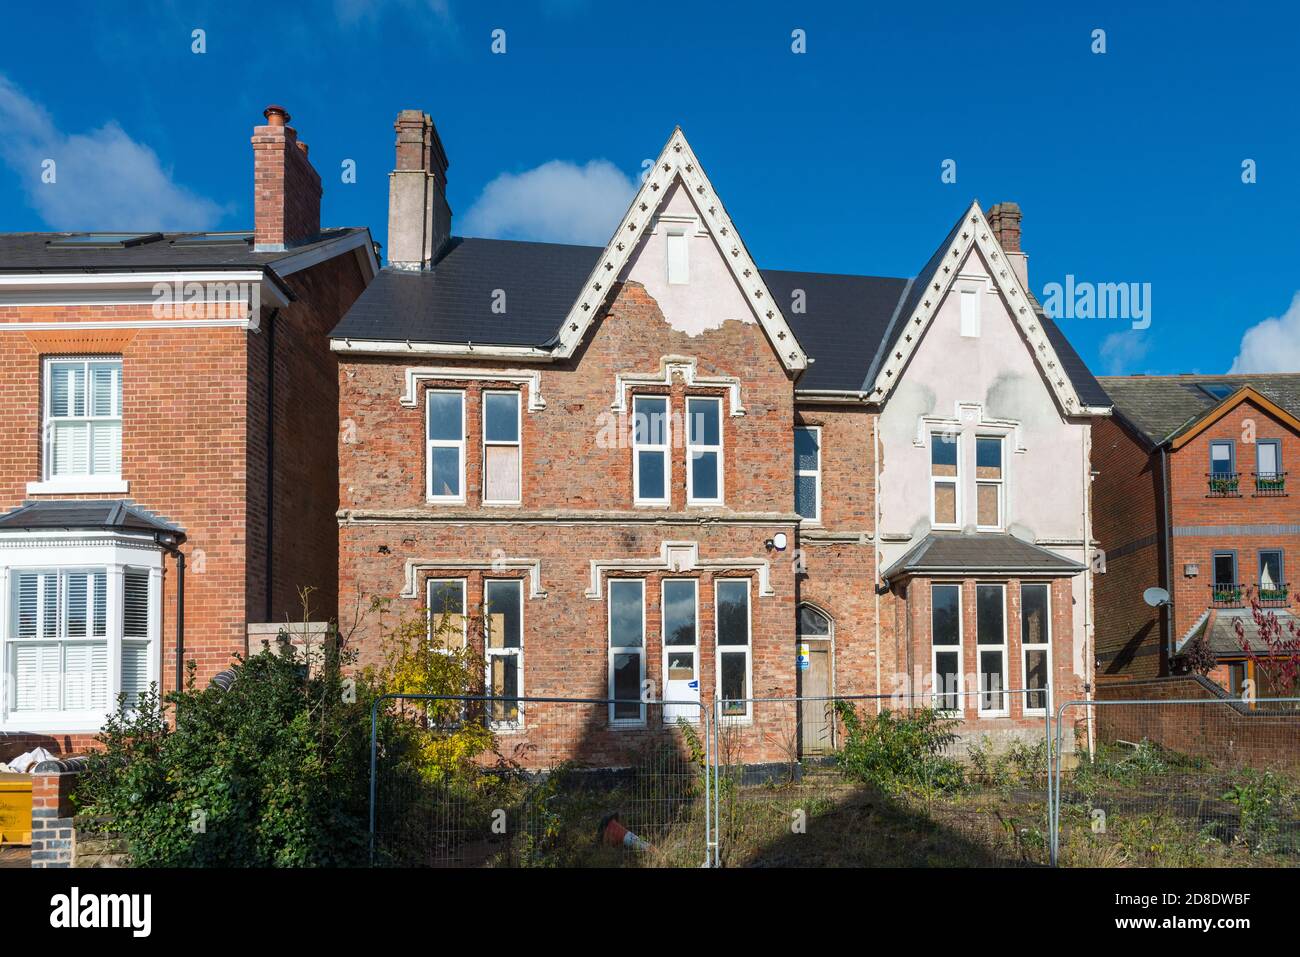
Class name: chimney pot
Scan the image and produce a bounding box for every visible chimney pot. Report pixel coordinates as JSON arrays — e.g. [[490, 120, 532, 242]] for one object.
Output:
[[252, 104, 321, 251], [263, 105, 290, 127], [987, 201, 1028, 290]]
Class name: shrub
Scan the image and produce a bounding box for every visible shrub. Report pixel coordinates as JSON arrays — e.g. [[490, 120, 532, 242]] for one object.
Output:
[[78, 635, 398, 867], [1222, 769, 1292, 853], [834, 702, 964, 795]]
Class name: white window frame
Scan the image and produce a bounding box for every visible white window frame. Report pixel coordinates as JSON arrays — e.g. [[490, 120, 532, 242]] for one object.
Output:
[[661, 577, 699, 717], [32, 356, 127, 496], [0, 535, 162, 734], [632, 394, 671, 506], [686, 396, 724, 506], [959, 288, 981, 338], [666, 228, 689, 285], [481, 390, 522, 506], [795, 425, 822, 523], [715, 578, 753, 723], [1020, 582, 1052, 717], [607, 578, 646, 726], [930, 582, 963, 715], [425, 389, 466, 504], [976, 583, 1009, 717], [930, 431, 961, 530], [483, 578, 523, 729], [426, 578, 467, 651], [975, 434, 1005, 532]]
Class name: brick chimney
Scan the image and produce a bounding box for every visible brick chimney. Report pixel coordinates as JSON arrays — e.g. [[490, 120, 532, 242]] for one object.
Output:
[[387, 110, 451, 270], [251, 105, 322, 251], [987, 202, 1028, 290]]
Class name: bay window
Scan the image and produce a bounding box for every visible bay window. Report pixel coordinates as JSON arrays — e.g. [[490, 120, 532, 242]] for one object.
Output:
[[1020, 583, 1051, 714], [931, 583, 962, 712], [4, 560, 158, 729], [976, 583, 1007, 715]]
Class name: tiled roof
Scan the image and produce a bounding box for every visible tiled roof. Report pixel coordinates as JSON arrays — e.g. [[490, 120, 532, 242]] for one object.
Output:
[[881, 531, 1085, 579], [1098, 373, 1300, 446], [333, 229, 1105, 401], [0, 228, 367, 272], [1180, 606, 1300, 657], [0, 500, 184, 539]]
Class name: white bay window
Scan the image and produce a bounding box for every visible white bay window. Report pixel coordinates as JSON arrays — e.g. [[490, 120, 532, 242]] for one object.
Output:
[[2, 540, 161, 732]]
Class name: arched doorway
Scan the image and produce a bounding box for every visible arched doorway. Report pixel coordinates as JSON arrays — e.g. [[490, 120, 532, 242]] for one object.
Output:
[[797, 604, 834, 755]]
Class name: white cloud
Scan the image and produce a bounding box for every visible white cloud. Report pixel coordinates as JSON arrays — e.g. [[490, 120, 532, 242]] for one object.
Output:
[[461, 159, 637, 245], [1098, 329, 1153, 375], [1228, 292, 1300, 373], [0, 74, 224, 231]]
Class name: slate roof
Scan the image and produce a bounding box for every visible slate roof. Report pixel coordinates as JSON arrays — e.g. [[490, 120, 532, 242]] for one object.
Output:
[[0, 500, 184, 540], [1098, 374, 1300, 446], [0, 228, 367, 273], [881, 531, 1085, 579], [1179, 607, 1299, 657], [332, 221, 1106, 403]]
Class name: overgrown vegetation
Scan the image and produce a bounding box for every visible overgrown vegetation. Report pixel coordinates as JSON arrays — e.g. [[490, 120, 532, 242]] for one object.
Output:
[[833, 702, 965, 796]]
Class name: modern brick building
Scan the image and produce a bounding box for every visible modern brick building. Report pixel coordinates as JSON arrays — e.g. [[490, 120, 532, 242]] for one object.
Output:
[[0, 106, 377, 759], [1094, 375, 1300, 695], [332, 111, 1109, 759]]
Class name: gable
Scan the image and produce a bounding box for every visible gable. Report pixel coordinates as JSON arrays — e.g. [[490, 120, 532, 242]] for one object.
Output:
[[551, 128, 808, 372], [869, 202, 1109, 418], [1169, 387, 1300, 449]]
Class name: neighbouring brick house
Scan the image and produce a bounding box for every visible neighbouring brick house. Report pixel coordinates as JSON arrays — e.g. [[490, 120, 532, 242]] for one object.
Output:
[[0, 105, 377, 760], [1094, 375, 1300, 695], [333, 111, 1109, 761]]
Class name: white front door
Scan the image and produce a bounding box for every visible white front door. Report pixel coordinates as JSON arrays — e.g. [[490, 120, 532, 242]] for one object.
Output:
[[662, 579, 700, 721]]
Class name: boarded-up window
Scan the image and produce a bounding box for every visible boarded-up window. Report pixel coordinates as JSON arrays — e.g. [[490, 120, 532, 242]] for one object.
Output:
[[976, 436, 1003, 528], [483, 392, 521, 504], [931, 432, 959, 527]]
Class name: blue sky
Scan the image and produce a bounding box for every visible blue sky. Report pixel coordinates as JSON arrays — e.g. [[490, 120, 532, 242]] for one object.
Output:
[[2, 0, 1298, 376]]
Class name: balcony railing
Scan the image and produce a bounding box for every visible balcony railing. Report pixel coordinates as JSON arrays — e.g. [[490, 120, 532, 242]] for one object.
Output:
[[1254, 471, 1288, 496], [1259, 583, 1290, 607], [1210, 582, 1244, 607], [1206, 471, 1241, 497]]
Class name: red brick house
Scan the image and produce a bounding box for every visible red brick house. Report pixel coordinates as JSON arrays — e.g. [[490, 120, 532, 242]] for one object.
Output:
[[0, 106, 377, 759], [1094, 375, 1300, 695], [332, 111, 1108, 761]]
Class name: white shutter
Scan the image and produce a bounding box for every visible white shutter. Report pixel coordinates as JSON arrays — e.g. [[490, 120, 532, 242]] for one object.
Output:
[[63, 641, 108, 710], [66, 572, 88, 637], [91, 422, 121, 475], [666, 230, 689, 284], [41, 573, 58, 638], [15, 573, 37, 638], [52, 422, 89, 476], [123, 570, 149, 638], [89, 363, 117, 416], [121, 642, 150, 709], [14, 643, 60, 711]]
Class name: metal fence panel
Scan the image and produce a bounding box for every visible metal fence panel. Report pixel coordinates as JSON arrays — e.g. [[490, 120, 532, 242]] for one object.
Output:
[[369, 694, 712, 867], [1052, 697, 1300, 867], [711, 689, 1052, 867]]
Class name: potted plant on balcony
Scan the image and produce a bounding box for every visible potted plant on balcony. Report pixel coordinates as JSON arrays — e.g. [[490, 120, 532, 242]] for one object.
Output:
[[1257, 474, 1285, 492], [1209, 474, 1239, 495]]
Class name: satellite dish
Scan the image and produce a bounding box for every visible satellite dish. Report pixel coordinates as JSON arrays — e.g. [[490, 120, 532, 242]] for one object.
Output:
[[1143, 587, 1171, 608]]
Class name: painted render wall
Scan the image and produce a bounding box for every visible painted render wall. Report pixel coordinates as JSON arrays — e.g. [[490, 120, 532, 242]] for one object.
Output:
[[876, 247, 1094, 691]]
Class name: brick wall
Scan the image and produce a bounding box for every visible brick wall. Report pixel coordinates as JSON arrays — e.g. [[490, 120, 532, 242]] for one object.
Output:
[[338, 280, 801, 765], [1091, 415, 1167, 680], [1167, 398, 1300, 641], [29, 765, 79, 867], [1095, 676, 1300, 768]]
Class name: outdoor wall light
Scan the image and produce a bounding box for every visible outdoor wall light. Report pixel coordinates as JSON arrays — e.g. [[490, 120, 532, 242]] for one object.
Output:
[[765, 532, 788, 551]]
